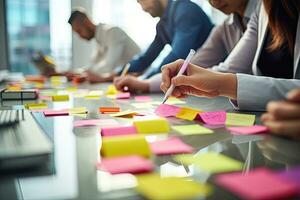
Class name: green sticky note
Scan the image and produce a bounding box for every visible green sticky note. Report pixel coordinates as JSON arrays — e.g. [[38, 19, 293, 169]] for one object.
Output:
[[226, 113, 256, 126], [172, 124, 213, 135], [175, 152, 243, 173], [136, 173, 211, 200]]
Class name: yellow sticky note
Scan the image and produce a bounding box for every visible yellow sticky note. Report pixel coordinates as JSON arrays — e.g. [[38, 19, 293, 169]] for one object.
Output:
[[136, 173, 211, 200], [50, 76, 67, 83], [6, 86, 21, 91], [134, 117, 170, 134], [25, 103, 48, 110], [172, 124, 213, 135], [101, 135, 151, 158], [110, 110, 137, 118], [176, 107, 203, 121], [52, 95, 69, 102], [166, 97, 185, 105], [106, 85, 118, 95], [226, 113, 255, 126], [85, 90, 103, 99], [175, 152, 243, 173], [69, 107, 88, 115], [66, 87, 78, 92]]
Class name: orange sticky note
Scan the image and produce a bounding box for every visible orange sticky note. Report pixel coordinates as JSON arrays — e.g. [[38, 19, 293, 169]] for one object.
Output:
[[99, 107, 120, 114]]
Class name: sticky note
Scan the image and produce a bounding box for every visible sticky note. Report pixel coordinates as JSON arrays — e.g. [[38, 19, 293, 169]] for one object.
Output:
[[155, 104, 181, 117], [69, 107, 88, 115], [106, 85, 118, 95], [116, 92, 131, 99], [25, 103, 48, 110], [132, 103, 154, 109], [73, 119, 119, 127], [175, 152, 243, 173], [52, 95, 69, 102], [150, 137, 194, 155], [199, 111, 226, 125], [176, 107, 203, 121], [44, 109, 69, 117], [226, 113, 255, 126], [134, 117, 170, 134], [215, 168, 298, 200], [97, 156, 154, 174], [99, 107, 120, 114], [109, 110, 137, 118], [65, 87, 78, 92], [101, 135, 151, 158], [135, 96, 152, 102], [85, 90, 103, 99], [101, 125, 137, 137], [227, 125, 268, 135], [172, 124, 213, 135], [278, 167, 300, 192], [136, 174, 211, 200], [165, 97, 185, 104]]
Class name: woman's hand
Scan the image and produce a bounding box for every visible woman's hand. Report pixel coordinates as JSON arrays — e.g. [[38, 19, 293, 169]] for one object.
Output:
[[261, 89, 300, 140], [160, 59, 237, 99], [113, 75, 150, 93]]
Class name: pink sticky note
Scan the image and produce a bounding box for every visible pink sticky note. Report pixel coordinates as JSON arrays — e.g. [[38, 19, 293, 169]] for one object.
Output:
[[39, 95, 52, 101], [101, 125, 137, 137], [227, 125, 268, 135], [150, 137, 194, 155], [116, 92, 131, 99], [155, 104, 181, 118], [199, 111, 226, 125], [44, 109, 69, 117], [31, 108, 52, 113], [74, 119, 119, 127], [96, 155, 154, 174], [215, 168, 298, 200], [135, 96, 152, 102]]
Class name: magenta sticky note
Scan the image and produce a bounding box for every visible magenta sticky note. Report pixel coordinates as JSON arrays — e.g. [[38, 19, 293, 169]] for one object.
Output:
[[96, 155, 154, 174], [116, 92, 131, 99], [74, 119, 119, 127], [101, 125, 137, 137], [215, 168, 298, 200], [199, 111, 226, 125], [227, 125, 268, 135], [155, 104, 181, 117], [135, 96, 152, 102], [44, 109, 69, 116], [278, 167, 300, 192], [150, 137, 194, 155]]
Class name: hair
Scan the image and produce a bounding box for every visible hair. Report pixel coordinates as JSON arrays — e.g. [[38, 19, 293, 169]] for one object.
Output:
[[263, 0, 300, 55], [68, 8, 88, 25]]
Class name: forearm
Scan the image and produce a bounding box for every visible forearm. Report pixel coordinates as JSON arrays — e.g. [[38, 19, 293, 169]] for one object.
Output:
[[217, 73, 238, 100]]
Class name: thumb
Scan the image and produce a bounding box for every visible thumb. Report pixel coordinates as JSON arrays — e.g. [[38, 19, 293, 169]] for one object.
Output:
[[171, 75, 191, 87], [287, 89, 300, 102]]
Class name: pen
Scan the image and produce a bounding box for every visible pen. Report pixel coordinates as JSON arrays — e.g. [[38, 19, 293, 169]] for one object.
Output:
[[162, 49, 196, 104], [120, 63, 131, 77]]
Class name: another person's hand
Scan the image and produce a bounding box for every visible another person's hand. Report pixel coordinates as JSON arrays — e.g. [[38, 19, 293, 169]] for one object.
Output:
[[85, 70, 116, 83], [160, 59, 237, 99], [113, 75, 150, 93], [261, 89, 300, 140]]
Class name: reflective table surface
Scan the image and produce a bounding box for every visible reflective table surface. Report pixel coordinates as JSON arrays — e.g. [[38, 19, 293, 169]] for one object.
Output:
[[1, 83, 300, 200]]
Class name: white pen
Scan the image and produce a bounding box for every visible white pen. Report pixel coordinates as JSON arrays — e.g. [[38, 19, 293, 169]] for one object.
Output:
[[162, 49, 196, 104], [121, 63, 131, 77]]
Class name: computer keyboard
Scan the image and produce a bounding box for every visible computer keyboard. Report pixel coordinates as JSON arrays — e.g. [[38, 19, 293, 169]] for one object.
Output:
[[0, 109, 24, 126]]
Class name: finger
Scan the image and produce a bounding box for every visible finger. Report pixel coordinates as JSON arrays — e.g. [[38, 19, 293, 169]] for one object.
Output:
[[171, 75, 190, 87], [264, 120, 300, 140], [260, 113, 275, 122], [287, 89, 300, 102], [161, 59, 184, 88], [267, 101, 300, 119]]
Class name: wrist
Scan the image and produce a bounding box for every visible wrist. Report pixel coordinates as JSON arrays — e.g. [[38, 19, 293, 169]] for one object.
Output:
[[218, 73, 237, 99]]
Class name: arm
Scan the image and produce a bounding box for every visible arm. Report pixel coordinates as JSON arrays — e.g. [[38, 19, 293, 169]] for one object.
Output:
[[148, 73, 163, 92]]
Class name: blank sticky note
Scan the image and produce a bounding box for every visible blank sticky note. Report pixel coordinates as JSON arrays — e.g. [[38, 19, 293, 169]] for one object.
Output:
[[136, 174, 211, 200], [200, 111, 226, 125], [116, 92, 131, 99], [109, 110, 137, 118], [175, 152, 243, 173], [73, 119, 119, 127], [101, 135, 152, 158], [176, 107, 202, 121], [150, 137, 194, 155], [226, 113, 255, 126], [215, 168, 298, 200], [25, 103, 48, 110], [52, 95, 69, 102], [101, 125, 137, 137], [134, 117, 170, 134], [165, 97, 185, 105], [135, 96, 152, 102], [97, 155, 154, 174], [44, 109, 69, 117], [99, 107, 120, 114], [227, 125, 268, 135], [155, 104, 181, 118], [172, 124, 213, 135]]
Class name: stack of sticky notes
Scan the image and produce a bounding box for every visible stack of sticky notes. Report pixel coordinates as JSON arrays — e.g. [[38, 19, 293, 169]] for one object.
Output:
[[99, 107, 120, 114], [25, 102, 48, 110], [116, 92, 131, 99], [52, 94, 69, 102], [101, 135, 152, 158], [150, 137, 194, 155], [175, 152, 243, 174], [44, 107, 88, 117], [227, 125, 268, 135], [133, 116, 170, 134], [136, 173, 211, 200]]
